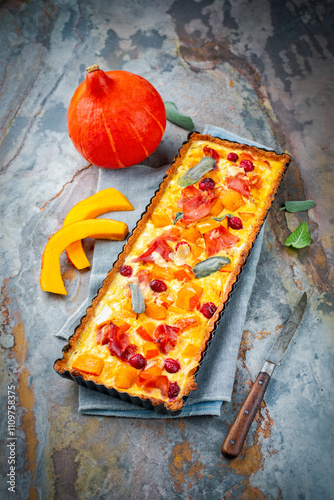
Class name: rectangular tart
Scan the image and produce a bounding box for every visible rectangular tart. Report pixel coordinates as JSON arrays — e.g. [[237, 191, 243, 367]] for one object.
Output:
[[55, 133, 290, 412]]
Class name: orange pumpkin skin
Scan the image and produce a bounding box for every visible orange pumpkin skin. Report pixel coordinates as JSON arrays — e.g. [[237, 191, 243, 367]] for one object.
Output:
[[67, 66, 166, 169]]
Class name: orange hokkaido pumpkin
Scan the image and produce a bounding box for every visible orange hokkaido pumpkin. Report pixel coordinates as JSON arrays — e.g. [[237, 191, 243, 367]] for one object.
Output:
[[67, 65, 166, 169]]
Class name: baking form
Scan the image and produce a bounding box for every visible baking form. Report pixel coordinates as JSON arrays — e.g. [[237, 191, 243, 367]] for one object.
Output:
[[54, 132, 291, 415]]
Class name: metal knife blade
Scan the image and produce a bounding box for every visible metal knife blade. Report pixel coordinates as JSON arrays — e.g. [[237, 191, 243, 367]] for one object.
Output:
[[266, 291, 307, 366], [221, 292, 307, 459]]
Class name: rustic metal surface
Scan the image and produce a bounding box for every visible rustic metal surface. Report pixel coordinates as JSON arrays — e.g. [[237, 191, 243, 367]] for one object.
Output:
[[1, 1, 333, 499]]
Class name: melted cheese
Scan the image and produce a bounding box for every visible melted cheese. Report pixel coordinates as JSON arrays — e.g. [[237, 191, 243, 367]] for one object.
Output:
[[67, 138, 287, 405]]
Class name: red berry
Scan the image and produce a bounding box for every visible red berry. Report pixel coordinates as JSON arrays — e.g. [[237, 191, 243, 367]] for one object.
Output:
[[175, 241, 191, 251], [164, 359, 181, 373], [129, 353, 147, 369], [239, 159, 254, 172], [120, 265, 133, 277], [199, 177, 215, 191], [227, 152, 238, 162], [200, 302, 217, 319], [168, 381, 180, 399], [150, 279, 167, 293], [228, 216, 243, 230]]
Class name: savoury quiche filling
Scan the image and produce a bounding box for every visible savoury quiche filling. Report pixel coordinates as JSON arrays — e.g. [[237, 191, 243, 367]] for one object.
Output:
[[55, 133, 290, 411]]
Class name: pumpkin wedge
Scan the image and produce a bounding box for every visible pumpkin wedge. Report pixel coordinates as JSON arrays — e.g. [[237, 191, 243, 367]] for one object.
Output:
[[63, 188, 133, 269], [41, 219, 128, 295]]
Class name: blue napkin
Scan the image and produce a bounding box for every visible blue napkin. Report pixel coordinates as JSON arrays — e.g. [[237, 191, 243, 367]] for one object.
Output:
[[56, 125, 267, 418]]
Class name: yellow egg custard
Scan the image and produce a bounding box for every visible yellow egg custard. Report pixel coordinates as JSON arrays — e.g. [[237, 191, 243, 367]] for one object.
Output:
[[55, 133, 290, 412]]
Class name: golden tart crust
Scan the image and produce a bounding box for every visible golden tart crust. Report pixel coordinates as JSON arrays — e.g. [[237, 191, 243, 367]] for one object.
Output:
[[55, 133, 290, 412]]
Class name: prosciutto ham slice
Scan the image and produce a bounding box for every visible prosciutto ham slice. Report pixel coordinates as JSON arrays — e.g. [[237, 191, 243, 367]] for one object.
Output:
[[133, 227, 181, 264], [137, 365, 169, 397], [153, 324, 180, 354], [96, 322, 136, 360], [204, 226, 239, 257], [178, 186, 217, 223], [226, 175, 250, 198]]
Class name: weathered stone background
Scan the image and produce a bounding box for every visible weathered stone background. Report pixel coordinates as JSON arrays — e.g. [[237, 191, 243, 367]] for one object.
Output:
[[0, 1, 333, 498]]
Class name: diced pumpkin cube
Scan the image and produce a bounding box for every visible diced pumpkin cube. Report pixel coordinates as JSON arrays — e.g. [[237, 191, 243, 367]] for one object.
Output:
[[72, 355, 104, 376], [142, 342, 159, 359], [145, 302, 167, 320], [174, 268, 194, 282], [196, 219, 220, 235], [158, 293, 174, 308], [139, 364, 163, 380], [191, 245, 204, 260], [220, 190, 245, 211], [168, 304, 187, 314], [238, 211, 255, 221], [123, 300, 137, 318], [175, 282, 203, 311], [146, 349, 160, 359], [151, 264, 172, 280], [182, 226, 202, 244], [136, 326, 153, 342], [114, 365, 138, 389], [151, 213, 171, 228], [112, 319, 131, 333], [142, 322, 156, 336], [174, 317, 199, 330], [210, 198, 224, 216], [182, 343, 199, 359]]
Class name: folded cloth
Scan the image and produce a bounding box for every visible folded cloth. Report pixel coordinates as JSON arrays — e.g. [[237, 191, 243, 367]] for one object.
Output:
[[56, 125, 269, 418]]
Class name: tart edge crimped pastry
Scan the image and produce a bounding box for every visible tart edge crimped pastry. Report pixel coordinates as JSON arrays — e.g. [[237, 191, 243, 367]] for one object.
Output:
[[54, 132, 291, 412]]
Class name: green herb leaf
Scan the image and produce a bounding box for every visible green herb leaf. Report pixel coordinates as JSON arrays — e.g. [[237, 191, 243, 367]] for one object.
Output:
[[284, 222, 311, 249], [129, 283, 145, 314], [280, 200, 315, 213], [174, 212, 184, 224], [212, 214, 233, 222], [178, 157, 216, 187], [165, 101, 194, 131], [192, 256, 231, 278]]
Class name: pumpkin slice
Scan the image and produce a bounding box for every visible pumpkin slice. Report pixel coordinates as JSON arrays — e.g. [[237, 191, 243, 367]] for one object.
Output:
[[72, 354, 104, 376], [114, 365, 138, 389], [41, 219, 128, 295], [63, 188, 133, 269]]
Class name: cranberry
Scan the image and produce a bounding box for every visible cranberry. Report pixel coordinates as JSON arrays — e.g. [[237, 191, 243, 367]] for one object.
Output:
[[240, 159, 254, 172], [150, 279, 167, 293], [199, 177, 215, 191], [164, 359, 181, 373], [200, 302, 217, 319], [228, 216, 243, 230], [175, 241, 191, 251], [227, 152, 238, 162], [120, 265, 133, 277], [168, 381, 180, 399], [129, 353, 147, 369]]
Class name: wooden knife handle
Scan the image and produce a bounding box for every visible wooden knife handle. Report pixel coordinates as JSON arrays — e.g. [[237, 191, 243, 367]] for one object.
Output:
[[221, 371, 271, 459]]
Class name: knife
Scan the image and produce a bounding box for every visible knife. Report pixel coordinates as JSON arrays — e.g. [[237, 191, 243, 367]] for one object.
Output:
[[221, 292, 307, 459]]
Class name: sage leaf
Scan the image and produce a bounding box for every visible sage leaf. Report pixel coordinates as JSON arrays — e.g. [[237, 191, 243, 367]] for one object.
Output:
[[285, 222, 311, 249], [174, 211, 184, 224], [129, 283, 145, 314], [192, 256, 231, 278], [165, 101, 194, 131], [178, 157, 216, 187], [212, 214, 233, 222], [280, 200, 315, 213]]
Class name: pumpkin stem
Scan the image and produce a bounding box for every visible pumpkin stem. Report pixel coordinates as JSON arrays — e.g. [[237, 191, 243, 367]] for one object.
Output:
[[86, 64, 100, 73]]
